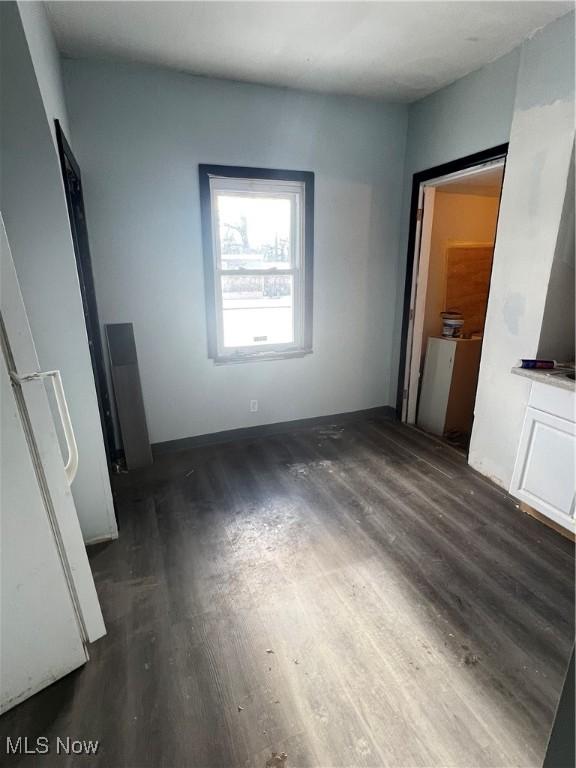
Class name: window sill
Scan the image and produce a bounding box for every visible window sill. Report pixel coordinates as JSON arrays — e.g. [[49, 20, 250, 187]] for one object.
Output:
[[212, 348, 313, 365]]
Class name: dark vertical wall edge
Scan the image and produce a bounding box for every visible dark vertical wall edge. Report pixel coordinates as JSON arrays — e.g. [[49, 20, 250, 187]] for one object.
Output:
[[54, 119, 119, 466]]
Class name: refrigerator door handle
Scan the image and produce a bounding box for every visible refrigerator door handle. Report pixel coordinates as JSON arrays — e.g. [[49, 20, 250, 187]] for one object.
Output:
[[10, 369, 79, 484]]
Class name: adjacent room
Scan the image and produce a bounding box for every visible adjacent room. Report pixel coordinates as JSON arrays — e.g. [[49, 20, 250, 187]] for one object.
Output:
[[407, 161, 504, 449], [1, 2, 574, 767]]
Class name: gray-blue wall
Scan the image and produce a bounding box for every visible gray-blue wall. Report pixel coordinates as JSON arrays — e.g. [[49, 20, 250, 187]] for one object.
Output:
[[0, 2, 117, 542], [63, 60, 408, 443], [391, 49, 521, 403]]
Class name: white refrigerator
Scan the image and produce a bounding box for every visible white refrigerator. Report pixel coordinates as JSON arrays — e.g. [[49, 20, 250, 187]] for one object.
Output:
[[1, 217, 105, 713]]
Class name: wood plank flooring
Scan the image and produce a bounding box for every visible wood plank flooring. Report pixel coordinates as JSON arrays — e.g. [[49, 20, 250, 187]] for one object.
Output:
[[1, 415, 574, 767]]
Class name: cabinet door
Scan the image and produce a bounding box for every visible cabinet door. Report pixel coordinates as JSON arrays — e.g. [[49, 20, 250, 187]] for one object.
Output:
[[510, 407, 575, 532], [417, 338, 455, 436]]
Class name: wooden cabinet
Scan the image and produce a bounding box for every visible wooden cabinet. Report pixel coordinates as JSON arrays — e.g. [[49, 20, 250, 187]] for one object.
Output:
[[510, 382, 575, 534]]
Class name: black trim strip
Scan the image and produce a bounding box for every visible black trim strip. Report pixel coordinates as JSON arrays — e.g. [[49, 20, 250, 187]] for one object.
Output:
[[54, 119, 121, 468], [152, 406, 396, 455]]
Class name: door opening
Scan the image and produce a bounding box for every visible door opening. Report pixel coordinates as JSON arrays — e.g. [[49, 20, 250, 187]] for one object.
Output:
[[55, 120, 118, 467], [398, 145, 508, 453]]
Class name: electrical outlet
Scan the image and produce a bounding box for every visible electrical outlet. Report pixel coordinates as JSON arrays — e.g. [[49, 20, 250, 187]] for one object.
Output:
[[249, 399, 258, 413]]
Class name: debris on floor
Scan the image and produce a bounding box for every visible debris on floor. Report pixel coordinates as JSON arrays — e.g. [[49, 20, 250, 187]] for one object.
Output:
[[287, 459, 333, 477], [463, 652, 480, 666], [287, 463, 309, 477], [237, 706, 244, 712], [266, 649, 275, 654], [265, 752, 288, 768], [316, 424, 344, 440]]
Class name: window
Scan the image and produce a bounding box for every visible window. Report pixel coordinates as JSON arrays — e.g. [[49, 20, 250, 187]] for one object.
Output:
[[199, 165, 314, 362]]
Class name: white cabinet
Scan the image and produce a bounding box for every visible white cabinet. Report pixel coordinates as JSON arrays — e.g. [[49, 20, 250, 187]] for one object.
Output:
[[417, 337, 482, 436], [510, 381, 575, 533]]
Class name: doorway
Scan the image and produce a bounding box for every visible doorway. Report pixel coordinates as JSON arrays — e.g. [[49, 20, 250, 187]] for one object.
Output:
[[55, 120, 117, 466], [398, 145, 507, 452]]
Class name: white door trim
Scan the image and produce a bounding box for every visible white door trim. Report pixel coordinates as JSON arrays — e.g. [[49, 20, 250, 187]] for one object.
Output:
[[405, 186, 435, 424], [401, 185, 423, 421], [424, 157, 505, 189]]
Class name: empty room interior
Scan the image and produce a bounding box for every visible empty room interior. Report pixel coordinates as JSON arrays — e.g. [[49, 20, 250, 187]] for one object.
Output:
[[1, 2, 575, 767]]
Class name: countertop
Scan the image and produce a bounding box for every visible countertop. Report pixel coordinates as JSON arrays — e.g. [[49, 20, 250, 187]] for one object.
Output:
[[511, 366, 576, 392]]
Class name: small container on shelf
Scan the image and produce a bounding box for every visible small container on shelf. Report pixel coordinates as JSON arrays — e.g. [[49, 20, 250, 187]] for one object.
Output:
[[518, 359, 556, 370], [441, 311, 463, 338]]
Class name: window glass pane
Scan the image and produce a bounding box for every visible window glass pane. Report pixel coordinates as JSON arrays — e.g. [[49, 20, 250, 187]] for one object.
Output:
[[217, 195, 292, 270], [221, 275, 294, 348]]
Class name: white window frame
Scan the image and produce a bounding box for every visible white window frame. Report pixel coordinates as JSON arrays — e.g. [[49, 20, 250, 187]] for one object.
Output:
[[200, 166, 314, 363]]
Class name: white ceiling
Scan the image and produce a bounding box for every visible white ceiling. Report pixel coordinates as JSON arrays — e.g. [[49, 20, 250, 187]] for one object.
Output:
[[437, 164, 504, 196], [47, 1, 574, 102]]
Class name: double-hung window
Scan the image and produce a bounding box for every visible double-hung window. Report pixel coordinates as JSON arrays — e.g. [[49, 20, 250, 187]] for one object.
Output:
[[199, 165, 314, 362]]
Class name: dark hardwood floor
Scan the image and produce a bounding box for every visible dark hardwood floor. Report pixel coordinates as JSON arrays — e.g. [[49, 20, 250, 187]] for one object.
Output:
[[1, 415, 574, 767]]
